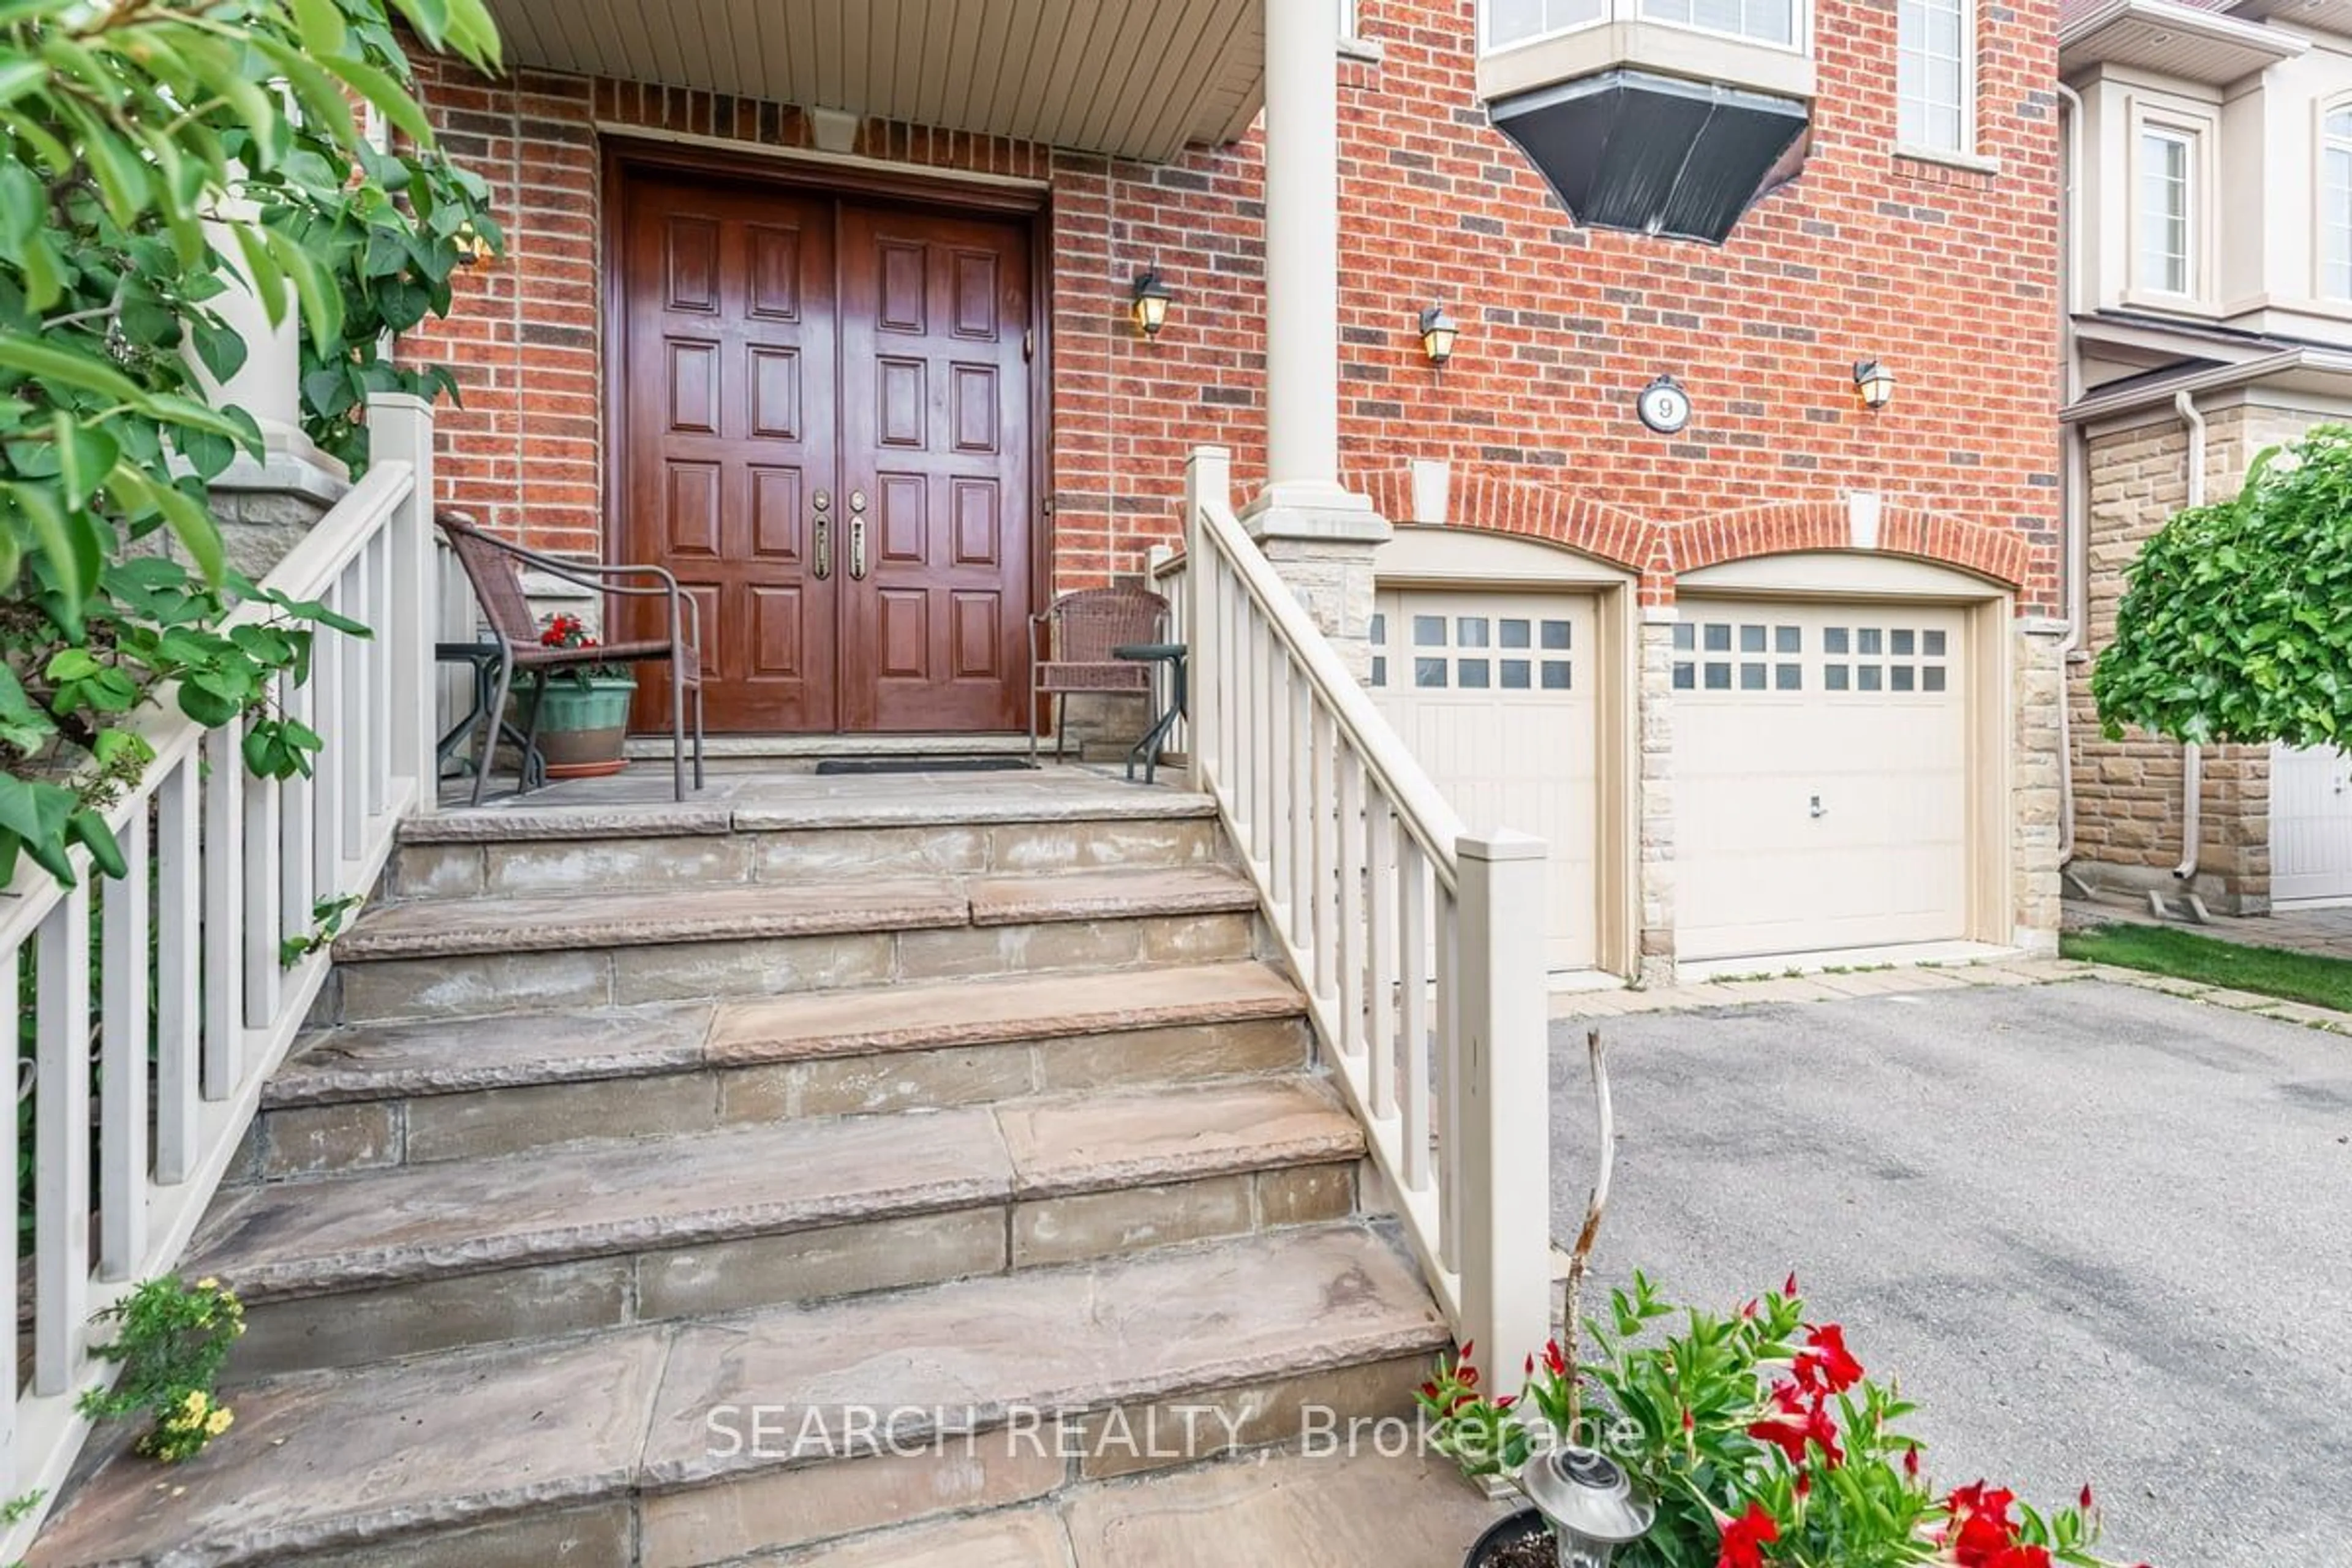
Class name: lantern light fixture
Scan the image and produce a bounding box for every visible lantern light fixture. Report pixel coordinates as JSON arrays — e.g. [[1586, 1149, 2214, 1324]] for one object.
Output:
[[1419, 303, 1460, 366], [1519, 1447, 1657, 1568], [1852, 358, 1896, 410], [1131, 268, 1173, 338]]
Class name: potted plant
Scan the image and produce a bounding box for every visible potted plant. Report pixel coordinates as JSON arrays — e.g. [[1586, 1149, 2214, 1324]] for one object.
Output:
[[1423, 1035, 2139, 1568], [516, 612, 635, 780]]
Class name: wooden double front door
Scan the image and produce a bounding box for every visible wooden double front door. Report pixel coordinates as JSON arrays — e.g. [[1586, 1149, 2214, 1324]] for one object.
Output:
[[614, 167, 1036, 734]]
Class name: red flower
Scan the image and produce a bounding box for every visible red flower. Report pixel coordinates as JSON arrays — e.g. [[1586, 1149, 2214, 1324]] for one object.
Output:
[[1945, 1484, 2022, 1568], [1715, 1502, 1779, 1568], [1784, 1270, 1800, 1298], [2079, 1483, 2095, 1512], [1904, 1446, 1922, 1480], [1795, 1324, 1864, 1395]]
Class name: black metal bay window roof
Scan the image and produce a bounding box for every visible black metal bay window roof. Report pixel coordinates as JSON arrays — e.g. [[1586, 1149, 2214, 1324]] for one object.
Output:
[[1488, 69, 1812, 244]]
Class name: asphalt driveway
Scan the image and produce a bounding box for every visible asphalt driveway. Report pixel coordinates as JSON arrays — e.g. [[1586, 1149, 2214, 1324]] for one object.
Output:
[[1551, 979, 2351, 1568]]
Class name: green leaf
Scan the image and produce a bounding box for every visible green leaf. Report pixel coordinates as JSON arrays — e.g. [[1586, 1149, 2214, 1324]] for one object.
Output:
[[51, 414, 118, 511], [5, 480, 87, 623], [290, 0, 352, 57], [69, 810, 125, 881]]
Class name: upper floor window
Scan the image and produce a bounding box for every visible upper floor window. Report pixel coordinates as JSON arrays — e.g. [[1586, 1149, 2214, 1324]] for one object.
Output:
[[2324, 108, 2352, 301], [2139, 127, 2195, 297], [1897, 0, 1972, 154], [1483, 0, 1797, 51]]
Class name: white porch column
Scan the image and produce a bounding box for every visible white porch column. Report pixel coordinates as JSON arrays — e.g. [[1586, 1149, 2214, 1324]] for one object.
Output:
[[1243, 0, 1388, 673]]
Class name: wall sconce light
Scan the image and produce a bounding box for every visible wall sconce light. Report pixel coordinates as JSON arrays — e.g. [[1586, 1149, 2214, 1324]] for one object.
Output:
[[1131, 268, 1173, 338], [453, 218, 494, 268], [1852, 358, 1896, 410], [1419, 304, 1460, 366]]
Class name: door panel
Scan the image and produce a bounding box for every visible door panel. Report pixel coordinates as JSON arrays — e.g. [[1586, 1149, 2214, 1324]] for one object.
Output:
[[2270, 744, 2352, 902], [619, 174, 839, 733], [616, 170, 1035, 735], [837, 206, 1034, 732], [1370, 589, 1602, 971], [1675, 600, 1970, 961]]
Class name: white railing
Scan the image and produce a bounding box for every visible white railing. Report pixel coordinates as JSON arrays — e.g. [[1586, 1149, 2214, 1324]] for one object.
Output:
[[1177, 446, 1551, 1381], [0, 394, 438, 1554]]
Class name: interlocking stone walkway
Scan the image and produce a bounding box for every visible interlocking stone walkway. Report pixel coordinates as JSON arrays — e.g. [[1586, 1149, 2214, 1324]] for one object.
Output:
[[2062, 889, 2352, 959]]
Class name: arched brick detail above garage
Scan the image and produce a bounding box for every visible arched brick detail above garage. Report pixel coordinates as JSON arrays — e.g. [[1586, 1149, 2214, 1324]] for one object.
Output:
[[1672, 500, 2030, 589], [1348, 463, 1662, 576]]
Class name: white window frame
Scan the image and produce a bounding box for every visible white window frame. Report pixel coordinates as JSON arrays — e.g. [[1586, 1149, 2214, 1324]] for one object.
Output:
[[2135, 122, 2199, 302], [2320, 102, 2352, 303], [1479, 0, 1810, 57], [1895, 0, 1975, 159]]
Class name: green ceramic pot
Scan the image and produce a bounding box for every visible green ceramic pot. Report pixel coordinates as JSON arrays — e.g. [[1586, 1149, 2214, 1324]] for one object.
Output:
[[516, 673, 635, 778]]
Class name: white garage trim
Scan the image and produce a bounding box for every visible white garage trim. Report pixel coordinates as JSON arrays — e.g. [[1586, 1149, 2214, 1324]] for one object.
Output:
[[1674, 555, 2015, 963], [1371, 526, 1641, 978]]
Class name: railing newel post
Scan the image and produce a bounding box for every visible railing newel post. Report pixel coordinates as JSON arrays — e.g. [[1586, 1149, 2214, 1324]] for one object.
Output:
[[369, 391, 437, 816]]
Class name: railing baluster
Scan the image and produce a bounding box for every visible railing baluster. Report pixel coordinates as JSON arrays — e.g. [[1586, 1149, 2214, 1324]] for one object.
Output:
[[1310, 706, 1336, 1001], [100, 809, 151, 1281], [1437, 883, 1462, 1275], [1336, 741, 1366, 1058], [365, 533, 391, 820], [35, 882, 91, 1396], [281, 666, 315, 984], [1289, 666, 1313, 953], [342, 570, 369, 858], [202, 721, 246, 1096], [0, 941, 15, 1491], [243, 715, 282, 1033], [155, 756, 200, 1183], [311, 595, 344, 894], [1367, 791, 1398, 1116], [1399, 832, 1433, 1193]]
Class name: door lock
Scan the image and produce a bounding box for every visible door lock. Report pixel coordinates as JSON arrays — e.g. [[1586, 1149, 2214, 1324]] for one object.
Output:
[[848, 489, 869, 579], [1809, 794, 1827, 819], [812, 490, 832, 580]]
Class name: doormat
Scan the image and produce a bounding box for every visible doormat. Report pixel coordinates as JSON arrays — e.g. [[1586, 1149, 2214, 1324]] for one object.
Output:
[[812, 757, 1037, 776]]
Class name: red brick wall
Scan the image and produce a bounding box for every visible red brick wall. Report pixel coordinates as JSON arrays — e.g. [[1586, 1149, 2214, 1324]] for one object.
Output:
[[401, 0, 2060, 606]]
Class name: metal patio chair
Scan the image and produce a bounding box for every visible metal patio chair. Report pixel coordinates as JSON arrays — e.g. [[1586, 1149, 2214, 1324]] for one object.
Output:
[[1028, 586, 1169, 764], [437, 511, 706, 804]]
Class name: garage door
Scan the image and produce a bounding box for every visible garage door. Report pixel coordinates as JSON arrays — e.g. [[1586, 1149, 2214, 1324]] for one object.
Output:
[[2269, 744, 2352, 903], [1675, 600, 1970, 962], [1369, 589, 1599, 970]]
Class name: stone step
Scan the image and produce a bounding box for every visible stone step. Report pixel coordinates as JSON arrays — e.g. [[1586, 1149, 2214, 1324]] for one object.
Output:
[[247, 962, 1313, 1180], [323, 866, 1265, 1022], [35, 1225, 1449, 1568], [200, 1077, 1365, 1378], [390, 789, 1224, 897]]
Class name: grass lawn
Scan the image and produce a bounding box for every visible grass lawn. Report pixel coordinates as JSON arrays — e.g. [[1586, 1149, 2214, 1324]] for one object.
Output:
[[2062, 922, 2352, 1013]]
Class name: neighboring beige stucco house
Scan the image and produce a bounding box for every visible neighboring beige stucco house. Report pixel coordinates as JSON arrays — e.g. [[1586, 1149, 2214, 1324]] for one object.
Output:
[[2063, 0, 2352, 911]]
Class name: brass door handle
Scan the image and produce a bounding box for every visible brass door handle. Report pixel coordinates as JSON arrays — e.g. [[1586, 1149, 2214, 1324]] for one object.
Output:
[[848, 489, 868, 581], [812, 491, 832, 581]]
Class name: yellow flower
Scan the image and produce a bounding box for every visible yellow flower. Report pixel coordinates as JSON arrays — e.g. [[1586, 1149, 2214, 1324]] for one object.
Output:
[[205, 1408, 233, 1437], [195, 1278, 220, 1292], [179, 1390, 209, 1417]]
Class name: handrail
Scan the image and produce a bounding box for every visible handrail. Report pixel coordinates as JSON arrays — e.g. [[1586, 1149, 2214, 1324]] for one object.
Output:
[[1175, 443, 1550, 1395], [0, 394, 440, 1558]]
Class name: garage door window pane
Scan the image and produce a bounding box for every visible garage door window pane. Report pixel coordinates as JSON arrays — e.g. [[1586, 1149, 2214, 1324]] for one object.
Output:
[[1825, 665, 1849, 690], [1776, 663, 1802, 690], [1504, 659, 1532, 688], [1740, 624, 1766, 653], [1703, 662, 1732, 689], [1858, 628, 1883, 655], [1371, 657, 1387, 687], [1923, 665, 1947, 692], [1892, 628, 1915, 656], [1672, 661, 1694, 690], [1703, 622, 1731, 652], [1672, 622, 1695, 652], [1457, 617, 1490, 647], [1858, 665, 1883, 690], [1542, 620, 1574, 650], [1370, 613, 1387, 646], [1824, 627, 1849, 655], [1891, 665, 1915, 692], [1740, 663, 1767, 690], [1502, 619, 1532, 649], [1415, 658, 1448, 687], [1923, 630, 1947, 656], [1414, 616, 1446, 647], [1459, 658, 1491, 688], [1542, 661, 1574, 689], [1775, 625, 1801, 653]]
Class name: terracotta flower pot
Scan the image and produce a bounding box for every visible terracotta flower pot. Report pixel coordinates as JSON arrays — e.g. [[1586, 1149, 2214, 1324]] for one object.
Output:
[[1464, 1509, 1549, 1567], [515, 674, 635, 779]]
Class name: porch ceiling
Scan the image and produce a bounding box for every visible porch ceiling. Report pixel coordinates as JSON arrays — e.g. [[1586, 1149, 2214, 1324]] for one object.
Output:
[[483, 0, 1266, 162]]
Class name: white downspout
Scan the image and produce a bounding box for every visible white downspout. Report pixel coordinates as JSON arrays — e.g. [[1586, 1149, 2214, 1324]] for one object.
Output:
[[2173, 388, 2206, 882], [2056, 81, 2087, 866]]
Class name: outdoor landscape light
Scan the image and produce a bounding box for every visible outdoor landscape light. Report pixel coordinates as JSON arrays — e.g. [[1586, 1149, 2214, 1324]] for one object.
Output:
[[1419, 303, 1460, 365], [1519, 1447, 1657, 1568], [1131, 268, 1172, 337], [1853, 358, 1896, 409]]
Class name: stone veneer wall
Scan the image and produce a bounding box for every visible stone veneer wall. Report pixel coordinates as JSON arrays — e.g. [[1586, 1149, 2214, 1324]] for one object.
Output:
[[2070, 400, 2331, 912]]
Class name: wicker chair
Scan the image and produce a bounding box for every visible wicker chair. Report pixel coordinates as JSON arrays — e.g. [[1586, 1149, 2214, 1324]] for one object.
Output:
[[1028, 586, 1169, 764], [438, 512, 706, 804]]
